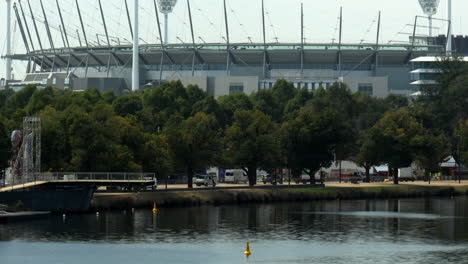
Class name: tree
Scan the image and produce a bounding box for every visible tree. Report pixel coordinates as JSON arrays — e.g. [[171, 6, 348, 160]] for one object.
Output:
[[225, 110, 282, 186], [25, 86, 56, 115], [354, 129, 383, 182], [113, 94, 143, 116], [218, 92, 253, 126], [279, 107, 338, 184], [0, 118, 10, 169], [419, 56, 468, 164], [352, 93, 390, 182], [165, 112, 221, 188], [370, 108, 425, 184], [142, 134, 172, 182], [308, 83, 356, 182]]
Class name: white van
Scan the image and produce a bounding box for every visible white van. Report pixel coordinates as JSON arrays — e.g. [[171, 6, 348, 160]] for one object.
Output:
[[225, 169, 248, 184]]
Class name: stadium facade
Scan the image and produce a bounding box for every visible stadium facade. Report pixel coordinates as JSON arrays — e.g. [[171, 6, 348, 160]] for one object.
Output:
[[7, 42, 446, 97], [0, 0, 457, 97]]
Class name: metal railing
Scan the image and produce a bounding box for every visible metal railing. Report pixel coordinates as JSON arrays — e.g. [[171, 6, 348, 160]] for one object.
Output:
[[1, 172, 156, 188]]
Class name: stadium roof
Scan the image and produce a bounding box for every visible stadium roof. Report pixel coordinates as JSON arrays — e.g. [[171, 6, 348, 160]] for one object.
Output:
[[10, 43, 445, 69]]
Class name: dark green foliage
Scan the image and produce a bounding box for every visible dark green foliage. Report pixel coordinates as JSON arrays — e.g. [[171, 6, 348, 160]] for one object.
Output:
[[165, 112, 221, 188], [225, 110, 282, 186], [113, 94, 143, 116], [0, 118, 10, 168], [0, 69, 465, 188]]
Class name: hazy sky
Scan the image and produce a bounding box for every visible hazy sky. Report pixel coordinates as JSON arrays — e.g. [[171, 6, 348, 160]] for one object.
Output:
[[1, 0, 468, 79]]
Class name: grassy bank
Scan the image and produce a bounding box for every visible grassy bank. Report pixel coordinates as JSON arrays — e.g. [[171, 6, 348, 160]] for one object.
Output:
[[91, 185, 468, 210]]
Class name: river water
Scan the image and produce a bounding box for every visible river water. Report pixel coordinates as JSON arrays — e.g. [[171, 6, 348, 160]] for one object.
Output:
[[2, 197, 468, 264]]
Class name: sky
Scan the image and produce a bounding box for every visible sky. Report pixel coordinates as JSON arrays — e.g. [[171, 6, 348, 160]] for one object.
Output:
[[1, 0, 468, 80]]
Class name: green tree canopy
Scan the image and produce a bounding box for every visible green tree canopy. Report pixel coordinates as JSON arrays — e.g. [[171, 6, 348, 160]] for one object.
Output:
[[165, 112, 221, 188], [225, 110, 282, 186]]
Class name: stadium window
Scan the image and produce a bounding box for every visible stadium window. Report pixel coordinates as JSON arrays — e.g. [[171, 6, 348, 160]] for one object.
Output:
[[229, 83, 244, 94], [358, 83, 373, 96]]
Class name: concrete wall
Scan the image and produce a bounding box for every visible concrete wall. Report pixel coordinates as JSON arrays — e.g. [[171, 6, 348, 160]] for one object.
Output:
[[340, 76, 389, 98], [213, 76, 259, 98], [376, 66, 414, 93], [168, 76, 259, 98], [168, 76, 208, 91], [72, 78, 128, 95]]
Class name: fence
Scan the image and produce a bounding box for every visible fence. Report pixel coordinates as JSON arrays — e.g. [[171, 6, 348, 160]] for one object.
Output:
[[0, 172, 156, 188]]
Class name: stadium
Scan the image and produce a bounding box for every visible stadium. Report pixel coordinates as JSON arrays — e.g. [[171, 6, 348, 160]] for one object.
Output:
[[0, 0, 463, 97]]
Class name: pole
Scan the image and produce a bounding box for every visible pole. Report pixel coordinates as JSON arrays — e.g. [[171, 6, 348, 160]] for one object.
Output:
[[76, 0, 89, 48], [187, 0, 196, 76], [459, 135, 461, 184], [375, 11, 381, 74], [164, 13, 169, 44], [447, 0, 452, 55], [429, 15, 433, 37], [19, 0, 35, 51], [40, 0, 55, 50], [338, 7, 343, 77], [300, 3, 304, 80], [411, 16, 418, 49], [262, 0, 267, 79], [223, 0, 230, 75], [125, 0, 134, 40], [56, 0, 70, 49], [5, 0, 12, 81], [153, 0, 165, 85], [132, 0, 140, 92], [13, 3, 30, 54]]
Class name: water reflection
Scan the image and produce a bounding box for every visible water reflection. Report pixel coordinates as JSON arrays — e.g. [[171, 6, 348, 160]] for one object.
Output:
[[3, 197, 468, 263], [1, 197, 468, 244]]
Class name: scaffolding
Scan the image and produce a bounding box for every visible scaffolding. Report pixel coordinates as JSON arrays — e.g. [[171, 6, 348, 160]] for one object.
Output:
[[13, 117, 41, 183]]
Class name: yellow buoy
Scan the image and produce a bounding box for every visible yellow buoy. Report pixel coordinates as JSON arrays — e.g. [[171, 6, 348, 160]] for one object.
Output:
[[152, 202, 158, 213], [244, 241, 252, 257]]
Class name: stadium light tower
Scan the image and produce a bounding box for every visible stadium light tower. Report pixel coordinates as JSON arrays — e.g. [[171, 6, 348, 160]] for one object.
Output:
[[4, 0, 12, 82], [418, 0, 440, 37], [132, 0, 139, 92], [157, 0, 178, 44]]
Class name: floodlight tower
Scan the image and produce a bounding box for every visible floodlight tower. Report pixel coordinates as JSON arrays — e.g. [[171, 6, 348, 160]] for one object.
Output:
[[446, 0, 452, 55], [4, 0, 12, 81], [418, 0, 440, 37], [132, 0, 139, 92], [157, 0, 178, 44]]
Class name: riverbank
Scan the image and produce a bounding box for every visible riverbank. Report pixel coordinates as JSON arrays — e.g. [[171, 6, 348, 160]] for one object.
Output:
[[91, 183, 468, 210]]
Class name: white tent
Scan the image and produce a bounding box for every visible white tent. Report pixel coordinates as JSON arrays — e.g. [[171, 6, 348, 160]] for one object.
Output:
[[441, 156, 464, 168]]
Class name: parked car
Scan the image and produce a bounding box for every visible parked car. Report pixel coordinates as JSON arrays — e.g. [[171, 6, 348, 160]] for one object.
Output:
[[194, 174, 217, 187], [344, 172, 363, 184], [262, 174, 283, 185], [295, 174, 310, 184]]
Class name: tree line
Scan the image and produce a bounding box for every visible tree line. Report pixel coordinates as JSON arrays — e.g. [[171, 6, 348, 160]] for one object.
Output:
[[0, 58, 467, 187]]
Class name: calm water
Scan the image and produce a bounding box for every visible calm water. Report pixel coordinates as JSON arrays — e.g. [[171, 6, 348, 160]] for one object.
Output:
[[2, 197, 468, 263]]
